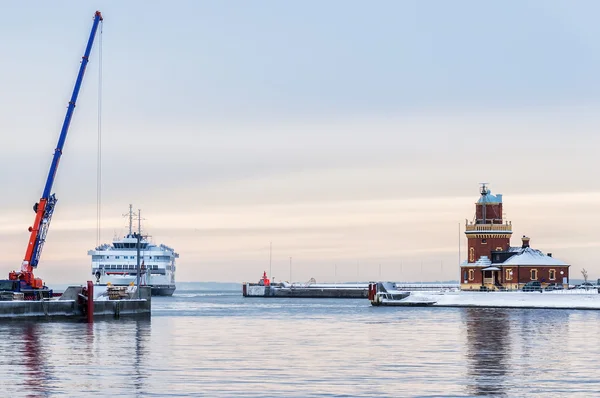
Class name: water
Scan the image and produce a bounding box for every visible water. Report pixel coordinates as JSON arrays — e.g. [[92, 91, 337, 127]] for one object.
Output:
[[1, 291, 600, 397]]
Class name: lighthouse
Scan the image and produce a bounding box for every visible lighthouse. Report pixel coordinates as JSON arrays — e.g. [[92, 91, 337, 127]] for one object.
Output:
[[466, 183, 513, 263], [460, 183, 570, 290]]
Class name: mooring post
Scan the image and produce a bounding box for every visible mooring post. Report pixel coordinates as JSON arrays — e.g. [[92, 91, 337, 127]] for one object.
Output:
[[136, 232, 141, 299], [87, 280, 94, 323]]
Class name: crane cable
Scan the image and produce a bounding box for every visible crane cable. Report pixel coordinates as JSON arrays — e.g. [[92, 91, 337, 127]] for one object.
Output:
[[96, 20, 103, 247]]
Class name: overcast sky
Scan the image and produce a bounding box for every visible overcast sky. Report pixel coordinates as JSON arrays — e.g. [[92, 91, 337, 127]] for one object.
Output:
[[1, 1, 600, 284]]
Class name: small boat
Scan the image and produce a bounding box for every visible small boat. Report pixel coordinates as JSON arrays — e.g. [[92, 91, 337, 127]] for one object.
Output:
[[368, 282, 436, 307]]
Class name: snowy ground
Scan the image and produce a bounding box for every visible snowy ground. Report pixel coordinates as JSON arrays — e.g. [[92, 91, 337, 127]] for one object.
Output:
[[395, 289, 600, 309]]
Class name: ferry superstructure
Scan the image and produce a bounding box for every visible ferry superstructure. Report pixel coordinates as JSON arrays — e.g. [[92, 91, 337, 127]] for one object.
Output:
[[87, 206, 178, 296]]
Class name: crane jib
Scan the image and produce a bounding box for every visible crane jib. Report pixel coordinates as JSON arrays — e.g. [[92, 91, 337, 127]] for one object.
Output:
[[18, 11, 103, 285], [41, 13, 102, 200]]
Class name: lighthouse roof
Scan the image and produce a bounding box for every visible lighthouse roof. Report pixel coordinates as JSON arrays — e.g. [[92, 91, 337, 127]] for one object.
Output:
[[477, 190, 503, 204]]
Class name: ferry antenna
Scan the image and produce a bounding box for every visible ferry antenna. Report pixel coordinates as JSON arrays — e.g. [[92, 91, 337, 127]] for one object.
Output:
[[122, 204, 134, 235]]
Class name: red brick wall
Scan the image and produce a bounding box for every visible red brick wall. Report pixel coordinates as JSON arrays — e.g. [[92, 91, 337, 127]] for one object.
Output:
[[460, 267, 483, 284], [508, 266, 570, 284], [468, 237, 510, 263]]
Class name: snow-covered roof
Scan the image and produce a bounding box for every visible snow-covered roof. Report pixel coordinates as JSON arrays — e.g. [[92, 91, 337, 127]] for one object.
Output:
[[460, 256, 492, 268], [496, 247, 569, 266]]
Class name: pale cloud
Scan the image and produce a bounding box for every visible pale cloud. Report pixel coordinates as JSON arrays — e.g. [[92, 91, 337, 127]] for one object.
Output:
[[2, 187, 600, 284]]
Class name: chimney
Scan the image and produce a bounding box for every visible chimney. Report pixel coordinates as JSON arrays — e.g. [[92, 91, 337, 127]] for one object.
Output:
[[521, 235, 530, 248]]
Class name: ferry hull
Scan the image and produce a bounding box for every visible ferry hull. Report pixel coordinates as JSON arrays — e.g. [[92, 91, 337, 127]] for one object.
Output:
[[151, 285, 176, 296]]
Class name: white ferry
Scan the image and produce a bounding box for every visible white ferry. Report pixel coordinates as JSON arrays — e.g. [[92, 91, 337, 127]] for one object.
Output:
[[87, 206, 178, 296]]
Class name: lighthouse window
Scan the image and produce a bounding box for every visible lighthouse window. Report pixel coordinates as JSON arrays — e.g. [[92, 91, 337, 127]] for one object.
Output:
[[505, 269, 513, 281], [549, 269, 556, 281], [482, 239, 487, 244], [468, 269, 475, 281], [530, 269, 538, 280]]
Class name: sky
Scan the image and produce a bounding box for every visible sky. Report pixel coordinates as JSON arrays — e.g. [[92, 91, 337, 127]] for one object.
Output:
[[1, 1, 600, 284]]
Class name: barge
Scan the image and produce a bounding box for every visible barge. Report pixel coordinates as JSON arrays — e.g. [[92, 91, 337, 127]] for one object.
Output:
[[243, 272, 368, 298]]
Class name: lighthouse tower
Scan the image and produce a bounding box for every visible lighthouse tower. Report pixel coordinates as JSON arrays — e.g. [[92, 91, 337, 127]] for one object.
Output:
[[460, 184, 513, 288]]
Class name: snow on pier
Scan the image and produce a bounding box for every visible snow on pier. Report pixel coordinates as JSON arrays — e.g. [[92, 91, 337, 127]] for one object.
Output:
[[395, 289, 600, 310]]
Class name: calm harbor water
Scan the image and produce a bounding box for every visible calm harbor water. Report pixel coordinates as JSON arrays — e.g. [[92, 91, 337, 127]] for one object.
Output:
[[1, 290, 600, 397]]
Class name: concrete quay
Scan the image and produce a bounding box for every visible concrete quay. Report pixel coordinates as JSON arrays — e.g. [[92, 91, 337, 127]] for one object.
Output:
[[0, 284, 151, 321]]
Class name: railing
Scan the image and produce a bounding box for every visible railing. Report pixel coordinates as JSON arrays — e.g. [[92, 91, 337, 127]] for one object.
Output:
[[476, 288, 600, 294], [465, 223, 512, 232], [395, 284, 460, 291]]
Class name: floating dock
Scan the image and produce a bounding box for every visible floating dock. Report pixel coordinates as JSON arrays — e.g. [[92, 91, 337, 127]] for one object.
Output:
[[0, 282, 151, 321]]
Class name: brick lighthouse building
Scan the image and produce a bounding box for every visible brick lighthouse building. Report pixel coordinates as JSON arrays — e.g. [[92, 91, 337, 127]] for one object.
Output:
[[460, 184, 570, 290]]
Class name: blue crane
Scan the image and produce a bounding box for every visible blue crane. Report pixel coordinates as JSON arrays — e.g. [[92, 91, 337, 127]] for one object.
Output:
[[6, 11, 103, 297]]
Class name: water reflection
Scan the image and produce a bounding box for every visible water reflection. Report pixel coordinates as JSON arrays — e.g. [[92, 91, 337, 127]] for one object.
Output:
[[516, 309, 569, 362], [2, 293, 600, 397], [464, 308, 511, 396], [132, 319, 151, 395], [22, 323, 50, 397]]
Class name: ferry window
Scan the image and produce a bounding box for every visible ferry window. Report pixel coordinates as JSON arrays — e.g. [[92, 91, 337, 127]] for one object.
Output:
[[505, 269, 512, 281], [530, 269, 537, 280], [99, 265, 104, 269], [117, 265, 122, 269], [549, 269, 556, 280], [468, 269, 474, 281], [116, 256, 120, 259]]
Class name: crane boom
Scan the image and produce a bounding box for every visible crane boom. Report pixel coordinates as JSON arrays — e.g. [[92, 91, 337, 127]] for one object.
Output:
[[9, 11, 103, 291]]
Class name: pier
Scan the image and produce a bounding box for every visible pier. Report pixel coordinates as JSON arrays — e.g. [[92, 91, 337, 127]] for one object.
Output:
[[0, 283, 151, 321], [243, 281, 460, 298]]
